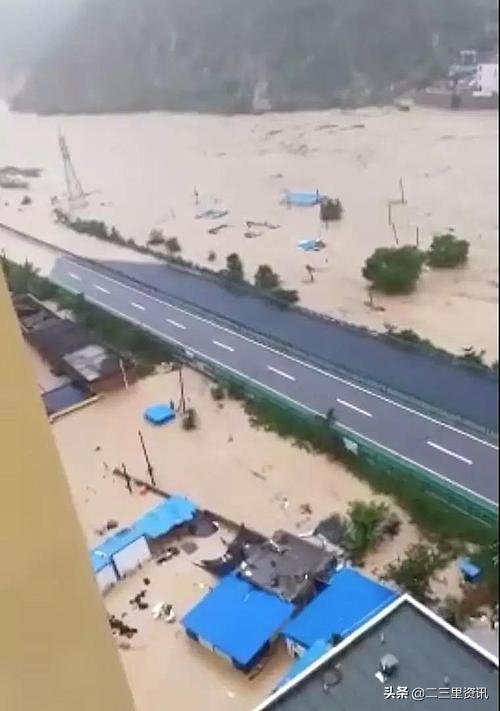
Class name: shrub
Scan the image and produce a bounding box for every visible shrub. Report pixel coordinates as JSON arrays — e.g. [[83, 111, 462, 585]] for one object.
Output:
[[254, 264, 281, 290], [320, 197, 343, 222], [458, 346, 486, 368], [210, 385, 225, 401], [147, 229, 165, 246], [363, 246, 425, 294], [427, 233, 469, 268], [224, 253, 244, 282], [165, 236, 181, 254], [182, 407, 198, 430], [207, 250, 217, 262], [273, 287, 300, 304], [21, 195, 32, 206]]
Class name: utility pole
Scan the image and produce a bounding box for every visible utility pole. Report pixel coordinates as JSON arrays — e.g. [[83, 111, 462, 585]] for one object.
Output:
[[399, 177, 406, 204], [121, 463, 132, 494], [178, 366, 187, 413], [138, 429, 156, 487]]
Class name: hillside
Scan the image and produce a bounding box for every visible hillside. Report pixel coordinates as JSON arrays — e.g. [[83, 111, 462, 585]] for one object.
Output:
[[13, 0, 498, 114]]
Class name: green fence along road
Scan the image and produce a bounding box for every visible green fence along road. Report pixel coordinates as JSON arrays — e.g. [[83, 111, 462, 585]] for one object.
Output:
[[209, 364, 498, 533]]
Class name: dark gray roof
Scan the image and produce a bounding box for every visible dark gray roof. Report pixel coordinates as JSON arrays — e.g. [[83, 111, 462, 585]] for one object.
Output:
[[239, 530, 335, 602], [260, 597, 498, 710]]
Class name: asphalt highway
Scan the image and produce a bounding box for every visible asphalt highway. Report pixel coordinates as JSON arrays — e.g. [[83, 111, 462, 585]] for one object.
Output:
[[51, 257, 498, 506], [101, 259, 499, 432]]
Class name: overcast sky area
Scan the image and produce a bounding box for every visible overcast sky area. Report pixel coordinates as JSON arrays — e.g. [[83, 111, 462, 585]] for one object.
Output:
[[0, 0, 81, 70]]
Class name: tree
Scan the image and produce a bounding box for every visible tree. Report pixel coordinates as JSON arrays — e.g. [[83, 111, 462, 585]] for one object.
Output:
[[254, 264, 280, 290], [165, 236, 181, 255], [320, 197, 343, 222], [225, 253, 244, 281], [305, 264, 315, 283], [427, 233, 469, 268], [362, 245, 425, 294], [383, 543, 445, 602], [346, 500, 390, 562]]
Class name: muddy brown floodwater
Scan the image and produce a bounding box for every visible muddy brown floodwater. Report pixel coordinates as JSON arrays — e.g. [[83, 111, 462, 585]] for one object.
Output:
[[1, 101, 497, 358]]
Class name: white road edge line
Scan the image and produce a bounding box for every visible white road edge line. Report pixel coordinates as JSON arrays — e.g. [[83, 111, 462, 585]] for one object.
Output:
[[336, 398, 373, 418], [427, 441, 473, 465], [68, 272, 81, 281], [130, 301, 145, 311], [94, 284, 110, 294], [59, 286, 498, 509], [58, 260, 498, 451], [167, 318, 186, 330], [267, 365, 296, 382], [212, 340, 235, 352]]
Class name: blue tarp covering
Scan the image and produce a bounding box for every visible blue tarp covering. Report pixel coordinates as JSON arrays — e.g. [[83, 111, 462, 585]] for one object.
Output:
[[283, 568, 397, 649], [90, 496, 197, 572], [298, 239, 322, 252], [458, 557, 482, 582], [144, 404, 176, 425], [277, 639, 331, 688], [42, 383, 89, 415], [182, 573, 295, 667], [285, 191, 323, 206]]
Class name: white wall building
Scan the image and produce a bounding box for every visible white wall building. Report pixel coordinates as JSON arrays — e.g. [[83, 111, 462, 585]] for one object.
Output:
[[472, 63, 499, 97]]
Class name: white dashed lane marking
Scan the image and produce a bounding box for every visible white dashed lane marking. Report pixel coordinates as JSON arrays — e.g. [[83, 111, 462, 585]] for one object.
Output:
[[212, 340, 235, 352], [130, 302, 145, 311], [167, 318, 186, 330], [427, 441, 473, 465], [336, 398, 373, 418], [267, 365, 296, 382], [94, 284, 111, 294]]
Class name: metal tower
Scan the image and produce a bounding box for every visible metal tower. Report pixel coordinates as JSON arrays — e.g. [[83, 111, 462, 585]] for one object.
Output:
[[58, 130, 87, 208]]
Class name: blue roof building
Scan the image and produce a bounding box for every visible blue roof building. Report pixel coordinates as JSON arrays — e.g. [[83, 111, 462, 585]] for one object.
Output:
[[283, 568, 398, 651], [182, 573, 295, 670], [91, 495, 197, 587]]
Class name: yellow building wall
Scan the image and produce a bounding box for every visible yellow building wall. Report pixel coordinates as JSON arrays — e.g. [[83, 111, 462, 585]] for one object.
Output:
[[0, 271, 135, 710]]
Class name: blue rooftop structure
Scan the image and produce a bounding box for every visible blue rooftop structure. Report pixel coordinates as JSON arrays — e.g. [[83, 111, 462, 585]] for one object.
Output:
[[283, 568, 398, 649], [277, 639, 331, 689], [285, 191, 324, 207], [90, 495, 197, 571], [144, 403, 176, 425], [458, 557, 482, 583], [182, 573, 295, 669]]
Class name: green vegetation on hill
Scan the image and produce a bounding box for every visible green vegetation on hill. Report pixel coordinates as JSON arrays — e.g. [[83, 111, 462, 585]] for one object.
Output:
[[12, 0, 497, 114]]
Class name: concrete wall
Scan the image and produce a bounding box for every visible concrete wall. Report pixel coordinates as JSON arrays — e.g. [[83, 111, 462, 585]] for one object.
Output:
[[415, 89, 498, 110]]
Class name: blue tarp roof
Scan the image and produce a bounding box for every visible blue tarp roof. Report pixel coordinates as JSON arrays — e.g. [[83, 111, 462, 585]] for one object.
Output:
[[144, 404, 176, 425], [277, 639, 331, 688], [182, 573, 295, 667], [285, 191, 324, 206], [42, 383, 89, 415], [90, 496, 197, 572], [458, 557, 482, 581], [283, 568, 398, 648]]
